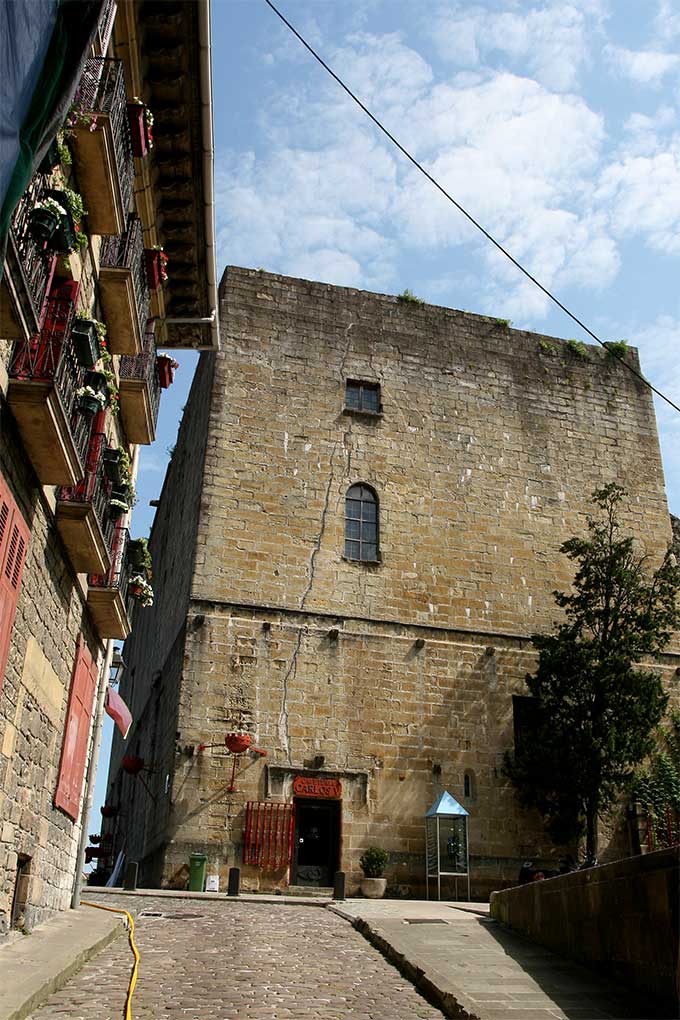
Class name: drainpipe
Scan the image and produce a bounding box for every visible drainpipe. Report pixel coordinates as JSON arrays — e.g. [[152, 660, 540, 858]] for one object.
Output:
[[197, 0, 219, 352], [71, 446, 140, 908]]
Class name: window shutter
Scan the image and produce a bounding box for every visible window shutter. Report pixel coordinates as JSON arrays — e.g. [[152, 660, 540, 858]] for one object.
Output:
[[0, 475, 30, 690], [54, 636, 99, 820]]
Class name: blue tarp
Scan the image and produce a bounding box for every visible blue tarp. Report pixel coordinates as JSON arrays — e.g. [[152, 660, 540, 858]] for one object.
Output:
[[426, 790, 469, 817], [0, 0, 58, 210]]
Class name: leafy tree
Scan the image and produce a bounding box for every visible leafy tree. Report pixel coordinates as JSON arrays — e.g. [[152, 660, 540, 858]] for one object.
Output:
[[505, 484, 680, 861], [632, 710, 680, 849]]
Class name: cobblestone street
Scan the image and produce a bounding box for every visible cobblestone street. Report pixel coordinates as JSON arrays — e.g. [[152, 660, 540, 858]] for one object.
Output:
[[26, 896, 445, 1020]]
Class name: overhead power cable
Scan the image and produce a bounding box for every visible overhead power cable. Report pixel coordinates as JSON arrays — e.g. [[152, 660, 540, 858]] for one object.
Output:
[[263, 0, 680, 417]]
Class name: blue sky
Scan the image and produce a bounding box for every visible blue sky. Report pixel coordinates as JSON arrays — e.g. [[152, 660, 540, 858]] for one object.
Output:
[[93, 0, 680, 836]]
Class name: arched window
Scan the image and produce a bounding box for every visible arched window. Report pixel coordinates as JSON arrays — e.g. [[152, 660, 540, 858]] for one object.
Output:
[[345, 484, 379, 562]]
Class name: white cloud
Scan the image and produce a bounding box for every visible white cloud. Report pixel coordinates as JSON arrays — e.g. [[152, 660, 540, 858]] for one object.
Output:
[[597, 137, 680, 254], [604, 44, 680, 85], [216, 30, 623, 320], [427, 2, 597, 91]]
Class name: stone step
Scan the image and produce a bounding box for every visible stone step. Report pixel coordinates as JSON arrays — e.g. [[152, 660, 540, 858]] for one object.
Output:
[[285, 885, 333, 898]]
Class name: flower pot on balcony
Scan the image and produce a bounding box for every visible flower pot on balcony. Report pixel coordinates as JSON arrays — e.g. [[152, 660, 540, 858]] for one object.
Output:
[[103, 447, 125, 485], [127, 538, 151, 575], [109, 493, 129, 519], [45, 191, 78, 252], [78, 393, 103, 416], [127, 102, 152, 157], [156, 354, 178, 389], [144, 248, 168, 290], [84, 369, 108, 396], [28, 206, 61, 245], [72, 319, 100, 368]]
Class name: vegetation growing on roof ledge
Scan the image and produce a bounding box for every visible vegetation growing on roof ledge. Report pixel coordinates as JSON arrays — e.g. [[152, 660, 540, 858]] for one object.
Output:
[[397, 288, 424, 305]]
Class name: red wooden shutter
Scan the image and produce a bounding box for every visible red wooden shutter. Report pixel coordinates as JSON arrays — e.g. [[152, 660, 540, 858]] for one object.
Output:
[[243, 801, 294, 868], [0, 474, 30, 690], [54, 636, 100, 820]]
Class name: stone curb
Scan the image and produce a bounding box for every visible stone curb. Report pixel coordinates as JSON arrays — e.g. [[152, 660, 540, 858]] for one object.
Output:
[[328, 905, 482, 1020], [0, 910, 124, 1020]]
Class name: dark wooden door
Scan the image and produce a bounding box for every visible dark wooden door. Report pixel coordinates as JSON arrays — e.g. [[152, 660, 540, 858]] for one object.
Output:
[[292, 799, 340, 886]]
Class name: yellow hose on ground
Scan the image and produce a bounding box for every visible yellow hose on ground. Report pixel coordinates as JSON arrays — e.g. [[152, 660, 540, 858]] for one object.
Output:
[[81, 900, 139, 1020]]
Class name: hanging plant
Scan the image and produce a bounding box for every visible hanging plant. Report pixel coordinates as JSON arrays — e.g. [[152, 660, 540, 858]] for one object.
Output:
[[127, 537, 152, 576], [72, 316, 102, 368], [77, 385, 106, 415], [28, 197, 67, 245], [129, 574, 154, 607]]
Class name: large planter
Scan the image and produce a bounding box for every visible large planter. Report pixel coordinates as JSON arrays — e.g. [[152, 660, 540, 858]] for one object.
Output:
[[225, 732, 252, 754], [122, 755, 144, 775], [78, 394, 103, 416], [72, 320, 100, 368], [102, 447, 125, 486], [156, 354, 177, 389], [127, 102, 152, 157], [28, 206, 60, 245], [360, 877, 387, 898]]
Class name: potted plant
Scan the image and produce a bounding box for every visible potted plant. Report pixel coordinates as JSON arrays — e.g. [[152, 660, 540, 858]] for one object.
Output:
[[156, 352, 179, 389], [359, 847, 390, 898], [84, 369, 109, 401], [129, 574, 154, 606], [28, 196, 67, 245], [145, 245, 168, 289], [45, 188, 84, 253], [109, 485, 130, 519], [71, 316, 102, 368], [103, 447, 125, 485], [127, 97, 154, 157], [76, 385, 106, 416], [127, 537, 152, 576]]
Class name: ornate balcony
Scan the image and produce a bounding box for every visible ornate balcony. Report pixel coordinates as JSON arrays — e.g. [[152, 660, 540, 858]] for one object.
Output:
[[56, 432, 116, 574], [118, 327, 161, 444], [87, 524, 131, 639], [8, 294, 91, 485], [1, 174, 55, 340], [99, 215, 149, 355], [70, 58, 134, 235]]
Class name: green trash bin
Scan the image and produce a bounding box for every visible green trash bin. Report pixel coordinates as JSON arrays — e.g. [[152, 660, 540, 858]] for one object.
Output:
[[189, 853, 208, 892]]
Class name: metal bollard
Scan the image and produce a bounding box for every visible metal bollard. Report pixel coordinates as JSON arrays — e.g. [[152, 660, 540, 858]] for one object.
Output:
[[333, 870, 345, 901], [123, 861, 138, 891], [227, 866, 240, 897]]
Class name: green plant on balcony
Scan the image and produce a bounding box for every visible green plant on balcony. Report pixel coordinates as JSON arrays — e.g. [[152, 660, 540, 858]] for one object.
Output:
[[73, 315, 104, 368], [28, 196, 67, 244], [129, 573, 154, 607], [76, 385, 107, 416], [127, 537, 152, 577]]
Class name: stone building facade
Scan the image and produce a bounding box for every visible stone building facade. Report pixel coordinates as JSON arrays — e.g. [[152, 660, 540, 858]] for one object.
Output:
[[107, 266, 679, 898], [0, 0, 217, 935]]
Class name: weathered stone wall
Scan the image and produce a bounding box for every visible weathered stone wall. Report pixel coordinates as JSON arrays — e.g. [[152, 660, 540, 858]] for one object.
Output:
[[0, 401, 103, 935], [110, 267, 679, 897], [490, 847, 679, 1012], [106, 353, 215, 880]]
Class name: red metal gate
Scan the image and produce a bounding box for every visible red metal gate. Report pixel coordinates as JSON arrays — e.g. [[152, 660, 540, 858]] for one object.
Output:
[[243, 801, 294, 869]]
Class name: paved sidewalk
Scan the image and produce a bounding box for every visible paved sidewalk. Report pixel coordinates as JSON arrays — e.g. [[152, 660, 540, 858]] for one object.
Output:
[[0, 905, 124, 1020], [332, 899, 666, 1020]]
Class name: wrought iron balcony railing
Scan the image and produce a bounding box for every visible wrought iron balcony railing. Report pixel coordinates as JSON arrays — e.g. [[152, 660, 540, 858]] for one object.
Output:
[[88, 524, 130, 602], [74, 58, 134, 219], [57, 431, 116, 555], [100, 215, 150, 344], [120, 325, 161, 427], [7, 173, 54, 330], [95, 0, 118, 56], [9, 295, 91, 467]]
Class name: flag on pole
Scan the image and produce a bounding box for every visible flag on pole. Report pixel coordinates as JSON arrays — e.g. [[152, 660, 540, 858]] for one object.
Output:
[[105, 685, 132, 739]]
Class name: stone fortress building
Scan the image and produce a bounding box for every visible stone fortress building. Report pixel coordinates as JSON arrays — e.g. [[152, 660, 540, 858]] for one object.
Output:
[[106, 267, 679, 898]]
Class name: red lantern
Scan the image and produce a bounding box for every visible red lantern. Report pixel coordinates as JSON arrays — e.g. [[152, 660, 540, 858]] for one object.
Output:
[[225, 732, 252, 754]]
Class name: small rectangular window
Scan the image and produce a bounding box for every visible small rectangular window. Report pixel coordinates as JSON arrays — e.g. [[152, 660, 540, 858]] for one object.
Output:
[[345, 380, 380, 414]]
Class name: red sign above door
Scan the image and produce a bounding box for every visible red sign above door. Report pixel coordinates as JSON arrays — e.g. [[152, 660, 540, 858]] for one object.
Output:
[[293, 775, 342, 799]]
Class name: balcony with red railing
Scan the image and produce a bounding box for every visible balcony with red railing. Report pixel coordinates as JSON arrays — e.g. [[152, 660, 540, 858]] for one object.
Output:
[[118, 325, 161, 444], [7, 290, 92, 485], [1, 174, 57, 341], [99, 215, 149, 356], [56, 431, 116, 574], [69, 57, 134, 236], [87, 523, 131, 639]]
